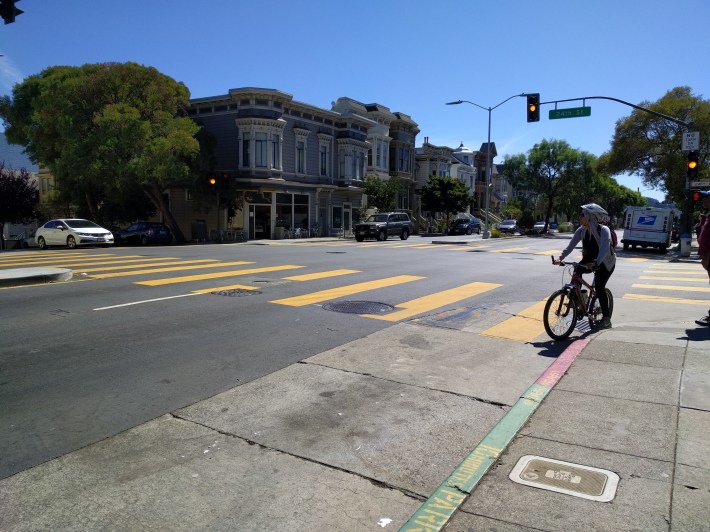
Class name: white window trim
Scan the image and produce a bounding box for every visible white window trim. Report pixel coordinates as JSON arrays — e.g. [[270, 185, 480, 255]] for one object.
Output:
[[294, 128, 309, 176], [236, 118, 286, 171], [317, 133, 332, 177]]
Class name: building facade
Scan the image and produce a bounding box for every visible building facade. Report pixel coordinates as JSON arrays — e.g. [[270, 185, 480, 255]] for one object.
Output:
[[177, 88, 418, 241]]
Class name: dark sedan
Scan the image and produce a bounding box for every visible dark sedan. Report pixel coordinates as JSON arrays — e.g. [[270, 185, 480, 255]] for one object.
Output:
[[448, 217, 481, 235], [115, 222, 172, 245]]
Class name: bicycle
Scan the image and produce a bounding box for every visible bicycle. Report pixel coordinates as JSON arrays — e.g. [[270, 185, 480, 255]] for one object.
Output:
[[543, 257, 614, 341]]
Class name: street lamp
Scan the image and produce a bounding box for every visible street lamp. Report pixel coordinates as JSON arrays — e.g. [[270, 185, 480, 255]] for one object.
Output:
[[446, 93, 526, 239]]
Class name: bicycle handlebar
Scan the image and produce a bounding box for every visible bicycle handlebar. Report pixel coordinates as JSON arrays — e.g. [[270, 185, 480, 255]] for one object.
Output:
[[550, 256, 595, 271]]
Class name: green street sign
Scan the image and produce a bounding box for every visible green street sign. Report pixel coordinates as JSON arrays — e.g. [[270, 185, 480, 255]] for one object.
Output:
[[549, 106, 592, 119]]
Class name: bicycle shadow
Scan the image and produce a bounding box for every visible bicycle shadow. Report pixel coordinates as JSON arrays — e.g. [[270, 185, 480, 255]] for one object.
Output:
[[530, 328, 598, 358]]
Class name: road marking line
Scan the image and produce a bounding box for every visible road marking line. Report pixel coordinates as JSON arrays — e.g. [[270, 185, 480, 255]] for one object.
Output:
[[445, 246, 475, 251], [479, 299, 548, 342], [283, 269, 361, 281], [269, 275, 424, 307], [91, 261, 255, 279], [76, 259, 218, 273], [362, 281, 501, 322], [0, 254, 131, 267], [624, 257, 649, 262], [94, 293, 199, 311], [632, 283, 710, 292], [623, 293, 710, 305], [639, 275, 708, 282], [191, 284, 259, 294], [644, 269, 705, 274], [400, 338, 590, 532], [135, 265, 304, 286], [533, 250, 562, 255]]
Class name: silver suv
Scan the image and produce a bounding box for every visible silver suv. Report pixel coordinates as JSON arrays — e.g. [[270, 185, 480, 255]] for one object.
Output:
[[355, 212, 412, 242]]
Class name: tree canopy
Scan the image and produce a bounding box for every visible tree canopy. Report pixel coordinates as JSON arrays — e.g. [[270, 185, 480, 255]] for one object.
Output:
[[599, 86, 710, 205], [0, 62, 201, 241], [0, 163, 37, 249], [363, 174, 401, 212], [420, 175, 471, 225]]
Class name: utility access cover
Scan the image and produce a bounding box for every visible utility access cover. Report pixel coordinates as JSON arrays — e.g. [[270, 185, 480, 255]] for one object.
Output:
[[509, 455, 619, 502], [322, 301, 394, 314]]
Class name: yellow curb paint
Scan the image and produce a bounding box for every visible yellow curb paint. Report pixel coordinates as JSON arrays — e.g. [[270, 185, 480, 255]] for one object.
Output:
[[623, 293, 710, 305], [283, 269, 361, 281], [480, 299, 548, 342], [135, 265, 304, 286], [270, 275, 424, 307], [362, 282, 501, 322]]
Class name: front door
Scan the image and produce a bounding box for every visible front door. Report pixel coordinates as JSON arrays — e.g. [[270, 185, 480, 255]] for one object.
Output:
[[249, 204, 271, 239], [343, 203, 352, 236]]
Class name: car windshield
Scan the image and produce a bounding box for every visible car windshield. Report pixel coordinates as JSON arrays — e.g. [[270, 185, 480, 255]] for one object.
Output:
[[366, 215, 388, 222], [453, 219, 469, 225], [64, 219, 102, 229], [502, 220, 516, 225]]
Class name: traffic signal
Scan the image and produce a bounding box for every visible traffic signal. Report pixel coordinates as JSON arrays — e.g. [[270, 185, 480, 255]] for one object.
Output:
[[0, 0, 23, 24], [221, 172, 230, 189], [208, 174, 216, 186], [527, 93, 540, 122], [693, 190, 702, 203], [688, 151, 699, 179]]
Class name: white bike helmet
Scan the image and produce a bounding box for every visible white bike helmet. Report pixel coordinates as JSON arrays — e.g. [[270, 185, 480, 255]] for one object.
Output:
[[581, 203, 609, 222]]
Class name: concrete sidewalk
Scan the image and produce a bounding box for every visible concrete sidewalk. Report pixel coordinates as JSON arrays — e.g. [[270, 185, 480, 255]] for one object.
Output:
[[1, 318, 708, 531]]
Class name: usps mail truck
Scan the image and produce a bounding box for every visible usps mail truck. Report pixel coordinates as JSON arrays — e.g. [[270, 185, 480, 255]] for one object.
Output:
[[621, 206, 677, 251]]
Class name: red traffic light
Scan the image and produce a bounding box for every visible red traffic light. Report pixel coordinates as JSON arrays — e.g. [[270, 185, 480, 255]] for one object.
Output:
[[694, 191, 701, 202]]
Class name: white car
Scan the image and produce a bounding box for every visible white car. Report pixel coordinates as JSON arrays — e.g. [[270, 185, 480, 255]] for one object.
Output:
[[35, 219, 114, 249], [533, 221, 547, 233], [498, 220, 519, 234]]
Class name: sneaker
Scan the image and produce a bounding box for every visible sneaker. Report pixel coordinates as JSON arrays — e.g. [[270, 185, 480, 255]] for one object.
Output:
[[599, 318, 612, 329], [695, 316, 710, 327]]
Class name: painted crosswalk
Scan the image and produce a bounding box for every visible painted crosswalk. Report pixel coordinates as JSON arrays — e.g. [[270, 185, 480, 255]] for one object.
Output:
[[623, 262, 710, 306]]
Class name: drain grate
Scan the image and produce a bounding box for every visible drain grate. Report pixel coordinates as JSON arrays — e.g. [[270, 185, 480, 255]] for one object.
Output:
[[322, 300, 394, 314], [210, 289, 261, 297], [509, 455, 619, 502]]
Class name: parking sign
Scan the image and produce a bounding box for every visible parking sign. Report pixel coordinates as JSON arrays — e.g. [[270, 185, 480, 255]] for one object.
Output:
[[682, 131, 700, 151]]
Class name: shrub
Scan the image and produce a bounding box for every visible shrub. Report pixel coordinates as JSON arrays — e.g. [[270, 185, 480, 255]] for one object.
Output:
[[557, 222, 574, 233]]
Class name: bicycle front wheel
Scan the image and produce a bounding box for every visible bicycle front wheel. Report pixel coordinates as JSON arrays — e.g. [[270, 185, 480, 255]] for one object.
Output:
[[588, 288, 614, 327], [543, 289, 578, 341]]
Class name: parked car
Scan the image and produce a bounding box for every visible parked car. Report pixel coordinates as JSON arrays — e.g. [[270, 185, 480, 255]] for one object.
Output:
[[498, 220, 519, 234], [448, 217, 481, 235], [533, 221, 547, 233], [355, 212, 412, 241], [35, 219, 114, 249], [115, 222, 173, 245]]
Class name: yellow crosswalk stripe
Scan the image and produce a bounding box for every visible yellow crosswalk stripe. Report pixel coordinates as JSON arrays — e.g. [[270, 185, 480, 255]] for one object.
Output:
[[446, 246, 475, 251], [362, 281, 501, 322], [623, 293, 710, 305], [533, 250, 562, 255], [269, 275, 424, 307], [489, 247, 529, 253], [136, 265, 304, 286], [479, 299, 548, 342], [191, 284, 259, 294], [76, 259, 219, 273], [625, 258, 649, 262], [92, 261, 255, 279], [639, 276, 707, 282], [283, 269, 361, 281], [0, 254, 130, 267], [632, 283, 710, 293], [644, 268, 704, 274]]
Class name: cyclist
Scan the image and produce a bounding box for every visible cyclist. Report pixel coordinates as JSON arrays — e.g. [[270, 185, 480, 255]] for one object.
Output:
[[694, 193, 710, 326], [553, 203, 616, 329]]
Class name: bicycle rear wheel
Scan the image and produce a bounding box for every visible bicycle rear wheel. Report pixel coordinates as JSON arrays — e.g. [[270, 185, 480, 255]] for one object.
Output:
[[588, 288, 613, 327], [543, 289, 578, 341]]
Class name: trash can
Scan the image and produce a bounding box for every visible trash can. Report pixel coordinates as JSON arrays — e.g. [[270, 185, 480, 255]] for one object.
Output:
[[680, 233, 692, 257], [274, 226, 284, 240], [191, 219, 207, 242]]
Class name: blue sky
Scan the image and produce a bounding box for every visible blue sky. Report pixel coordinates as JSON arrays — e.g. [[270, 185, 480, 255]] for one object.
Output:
[[2, 0, 708, 201]]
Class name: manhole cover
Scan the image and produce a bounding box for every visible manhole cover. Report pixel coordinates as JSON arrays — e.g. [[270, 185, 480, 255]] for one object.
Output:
[[509, 455, 619, 502], [322, 301, 394, 314], [210, 289, 261, 297]]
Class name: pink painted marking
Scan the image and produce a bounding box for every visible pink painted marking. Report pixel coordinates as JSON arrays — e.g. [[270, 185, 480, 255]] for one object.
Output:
[[535, 338, 590, 389]]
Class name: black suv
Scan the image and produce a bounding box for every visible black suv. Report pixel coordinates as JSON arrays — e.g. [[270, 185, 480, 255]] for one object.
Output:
[[115, 222, 173, 245], [355, 212, 412, 242], [448, 216, 482, 235]]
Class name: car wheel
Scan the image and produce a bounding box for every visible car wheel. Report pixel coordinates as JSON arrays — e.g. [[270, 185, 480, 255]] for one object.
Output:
[[38, 236, 48, 250], [477, 227, 481, 234], [400, 229, 409, 240], [67, 235, 77, 249], [377, 229, 387, 241], [355, 236, 364, 242], [466, 228, 472, 235], [140, 235, 149, 245]]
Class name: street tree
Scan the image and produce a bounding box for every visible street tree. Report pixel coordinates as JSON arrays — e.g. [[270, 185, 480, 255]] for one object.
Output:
[[0, 163, 37, 249], [420, 175, 471, 227], [503, 139, 596, 227], [363, 174, 401, 213], [598, 86, 710, 205], [0, 62, 200, 242]]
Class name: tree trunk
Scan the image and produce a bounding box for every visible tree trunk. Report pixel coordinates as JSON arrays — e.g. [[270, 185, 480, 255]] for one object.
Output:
[[85, 192, 100, 222], [142, 184, 187, 243]]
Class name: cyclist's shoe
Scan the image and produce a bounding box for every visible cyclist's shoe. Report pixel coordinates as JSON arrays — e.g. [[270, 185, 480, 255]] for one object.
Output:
[[695, 315, 710, 327], [599, 318, 612, 329]]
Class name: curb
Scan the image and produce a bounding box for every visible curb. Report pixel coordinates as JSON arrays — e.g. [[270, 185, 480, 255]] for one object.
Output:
[[399, 338, 591, 532]]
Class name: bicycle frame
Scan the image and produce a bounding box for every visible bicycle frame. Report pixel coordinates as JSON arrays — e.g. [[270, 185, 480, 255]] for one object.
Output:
[[563, 264, 596, 317]]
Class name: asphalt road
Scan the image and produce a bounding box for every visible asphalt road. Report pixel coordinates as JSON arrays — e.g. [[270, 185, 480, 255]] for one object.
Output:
[[0, 235, 681, 479]]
